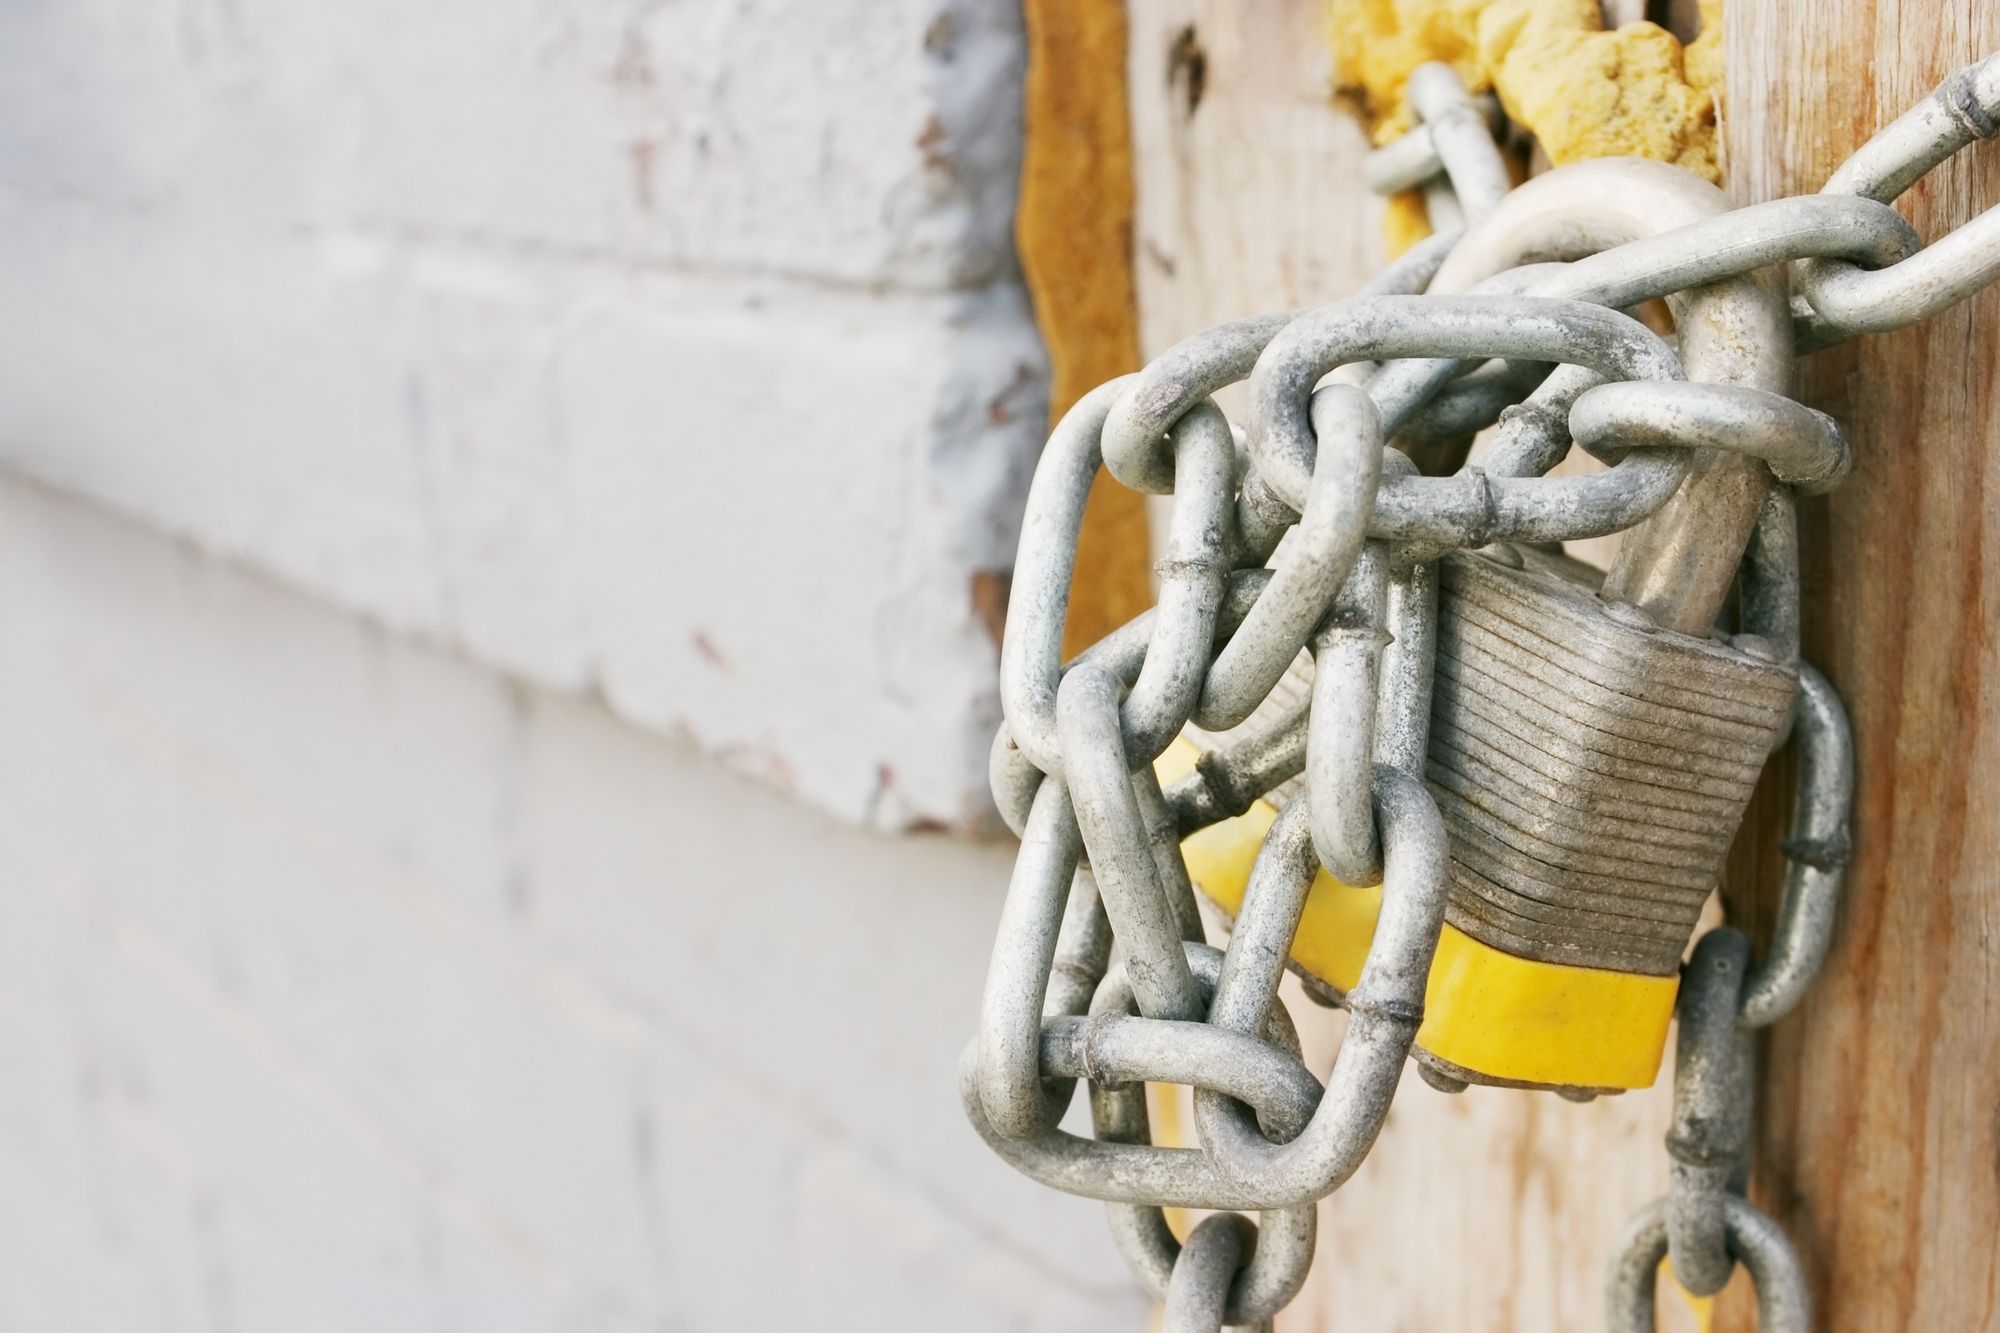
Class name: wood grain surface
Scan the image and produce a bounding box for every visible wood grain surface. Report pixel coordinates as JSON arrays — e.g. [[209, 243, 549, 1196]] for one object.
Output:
[[1718, 6, 2000, 1330], [1125, 0, 1383, 373]]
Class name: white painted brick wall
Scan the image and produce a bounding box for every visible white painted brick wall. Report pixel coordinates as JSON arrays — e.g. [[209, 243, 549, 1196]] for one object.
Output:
[[0, 476, 1139, 1332], [0, 0, 1046, 830]]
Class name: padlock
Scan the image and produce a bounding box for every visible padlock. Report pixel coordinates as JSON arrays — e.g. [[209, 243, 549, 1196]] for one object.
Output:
[[1163, 540, 1796, 1098], [1411, 543, 1794, 1093]]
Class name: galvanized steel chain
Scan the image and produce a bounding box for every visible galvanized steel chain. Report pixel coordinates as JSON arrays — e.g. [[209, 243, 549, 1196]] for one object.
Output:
[[967, 52, 1998, 1332]]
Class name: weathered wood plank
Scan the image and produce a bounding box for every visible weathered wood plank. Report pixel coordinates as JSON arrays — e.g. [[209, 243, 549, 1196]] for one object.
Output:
[[1720, 6, 2000, 1330], [1126, 0, 1382, 363]]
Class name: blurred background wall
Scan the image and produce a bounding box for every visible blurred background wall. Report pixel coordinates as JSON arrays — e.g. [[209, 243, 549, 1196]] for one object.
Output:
[[0, 0, 1048, 833], [0, 1, 1148, 1328]]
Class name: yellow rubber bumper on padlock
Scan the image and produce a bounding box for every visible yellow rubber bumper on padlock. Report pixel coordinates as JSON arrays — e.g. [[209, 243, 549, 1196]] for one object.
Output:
[[1159, 738, 1678, 1092]]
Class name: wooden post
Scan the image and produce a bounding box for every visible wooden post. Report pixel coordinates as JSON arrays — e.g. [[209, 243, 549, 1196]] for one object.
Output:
[[1115, 4, 2000, 1326], [1720, 6, 2000, 1329]]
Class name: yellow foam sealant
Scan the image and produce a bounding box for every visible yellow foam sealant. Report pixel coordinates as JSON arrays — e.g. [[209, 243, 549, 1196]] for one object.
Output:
[[1155, 738, 1676, 1091], [1331, 0, 1723, 253]]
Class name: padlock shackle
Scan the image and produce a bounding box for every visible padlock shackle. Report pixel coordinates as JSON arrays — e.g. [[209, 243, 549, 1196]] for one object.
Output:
[[1432, 157, 1795, 635]]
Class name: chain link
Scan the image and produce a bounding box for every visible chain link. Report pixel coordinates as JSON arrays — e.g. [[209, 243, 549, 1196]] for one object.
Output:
[[971, 52, 1995, 1331]]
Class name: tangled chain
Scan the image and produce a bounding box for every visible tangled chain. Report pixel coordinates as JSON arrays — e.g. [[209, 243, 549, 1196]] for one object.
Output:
[[965, 53, 2000, 1332]]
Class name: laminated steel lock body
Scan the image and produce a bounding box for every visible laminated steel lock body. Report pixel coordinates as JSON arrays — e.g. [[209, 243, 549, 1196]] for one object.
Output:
[[1415, 545, 1794, 1091], [1168, 545, 1795, 1095]]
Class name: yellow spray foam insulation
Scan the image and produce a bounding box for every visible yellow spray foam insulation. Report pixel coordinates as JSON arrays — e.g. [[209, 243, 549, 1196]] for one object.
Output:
[[1332, 0, 1724, 186], [1381, 190, 1438, 258]]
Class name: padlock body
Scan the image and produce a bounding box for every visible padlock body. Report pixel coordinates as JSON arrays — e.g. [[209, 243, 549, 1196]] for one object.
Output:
[[1416, 548, 1796, 1090], [1164, 544, 1795, 1095]]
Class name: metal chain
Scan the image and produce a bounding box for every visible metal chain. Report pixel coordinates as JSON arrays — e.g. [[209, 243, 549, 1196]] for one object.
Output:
[[969, 52, 1997, 1332], [1604, 661, 1853, 1333]]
